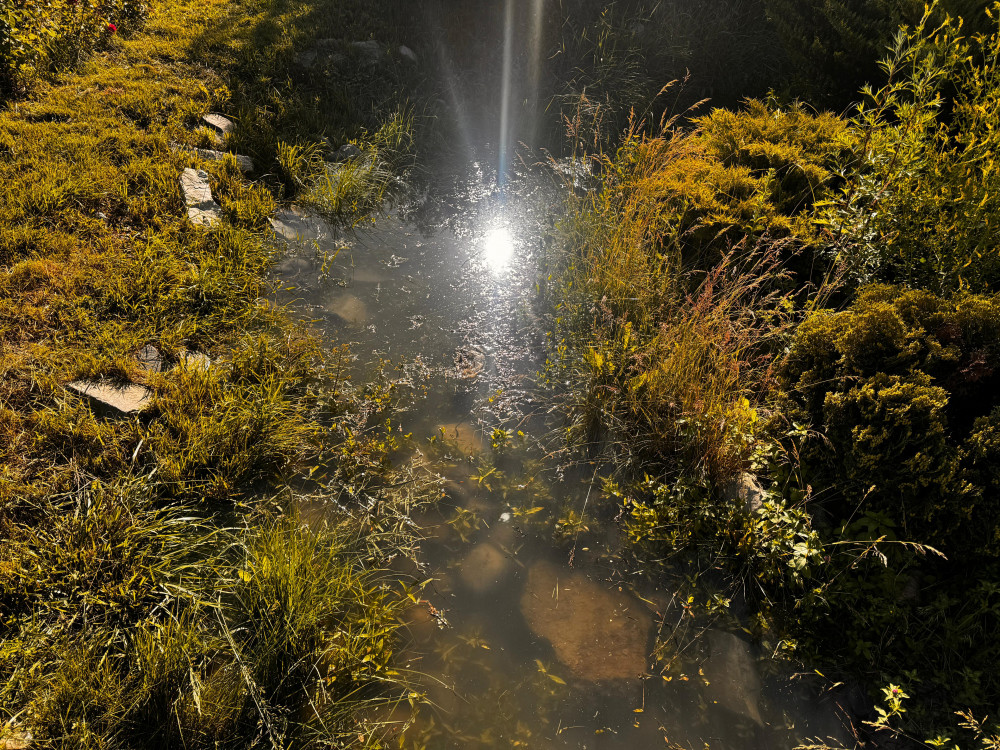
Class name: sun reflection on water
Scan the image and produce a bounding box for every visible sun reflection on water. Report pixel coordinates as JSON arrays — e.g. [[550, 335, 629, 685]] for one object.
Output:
[[482, 227, 515, 272]]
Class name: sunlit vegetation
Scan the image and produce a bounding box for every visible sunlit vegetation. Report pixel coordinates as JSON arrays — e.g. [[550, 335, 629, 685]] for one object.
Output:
[[7, 0, 1000, 746], [0, 0, 426, 745], [541, 3, 1000, 745]]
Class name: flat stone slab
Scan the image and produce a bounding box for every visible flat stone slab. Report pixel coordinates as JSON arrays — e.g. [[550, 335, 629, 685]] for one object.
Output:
[[201, 113, 235, 136], [520, 560, 652, 681], [269, 206, 334, 246], [178, 350, 212, 370], [180, 168, 221, 227], [68, 380, 152, 415], [170, 143, 253, 172]]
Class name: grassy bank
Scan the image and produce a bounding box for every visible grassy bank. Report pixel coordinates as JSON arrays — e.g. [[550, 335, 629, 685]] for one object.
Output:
[[0, 0, 431, 746]]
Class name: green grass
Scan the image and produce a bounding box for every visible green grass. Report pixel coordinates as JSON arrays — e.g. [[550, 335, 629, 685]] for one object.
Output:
[[0, 0, 430, 745]]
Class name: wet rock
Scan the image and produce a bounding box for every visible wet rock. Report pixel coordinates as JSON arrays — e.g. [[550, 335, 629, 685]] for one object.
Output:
[[349, 40, 382, 65], [269, 206, 334, 246], [201, 113, 235, 138], [67, 380, 152, 415], [348, 266, 386, 284], [332, 143, 362, 162], [722, 472, 766, 513], [398, 45, 418, 64], [458, 543, 511, 593], [701, 630, 763, 725], [520, 560, 651, 681], [325, 293, 367, 325], [438, 422, 484, 454], [273, 255, 314, 278], [179, 168, 221, 227], [454, 345, 486, 379], [136, 344, 162, 372]]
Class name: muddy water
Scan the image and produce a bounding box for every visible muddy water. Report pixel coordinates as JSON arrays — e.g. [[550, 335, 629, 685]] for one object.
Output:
[[271, 156, 858, 749]]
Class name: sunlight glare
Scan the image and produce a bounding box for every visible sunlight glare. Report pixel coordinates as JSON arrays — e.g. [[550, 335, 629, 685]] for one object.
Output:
[[483, 227, 515, 271]]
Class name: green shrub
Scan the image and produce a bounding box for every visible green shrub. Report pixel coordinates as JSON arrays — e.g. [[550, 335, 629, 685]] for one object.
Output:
[[778, 285, 1000, 556], [824, 5, 1000, 293]]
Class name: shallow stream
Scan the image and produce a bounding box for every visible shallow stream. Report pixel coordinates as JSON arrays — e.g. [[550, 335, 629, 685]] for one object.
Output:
[[271, 4, 861, 746]]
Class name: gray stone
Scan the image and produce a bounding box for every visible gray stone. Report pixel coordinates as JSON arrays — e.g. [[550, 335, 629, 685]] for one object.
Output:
[[520, 560, 652, 681], [136, 345, 162, 372], [68, 380, 152, 415], [294, 39, 345, 69], [701, 631, 763, 725], [201, 113, 235, 136], [179, 350, 212, 370], [398, 45, 418, 64], [179, 168, 221, 228], [170, 142, 253, 172], [349, 40, 382, 65], [194, 147, 253, 173], [332, 143, 362, 162], [723, 472, 766, 513], [269, 206, 334, 246]]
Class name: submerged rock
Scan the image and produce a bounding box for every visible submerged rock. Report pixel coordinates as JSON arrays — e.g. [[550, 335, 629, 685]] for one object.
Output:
[[701, 630, 763, 725], [67, 380, 152, 415], [269, 206, 334, 246], [458, 543, 511, 593], [453, 345, 486, 379], [325, 293, 367, 325], [438, 422, 484, 454], [520, 561, 651, 681], [179, 168, 221, 227]]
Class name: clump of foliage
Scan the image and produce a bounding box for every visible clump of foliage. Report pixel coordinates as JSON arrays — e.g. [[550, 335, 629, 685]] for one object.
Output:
[[1, 0, 148, 96], [543, 98, 848, 483], [824, 4, 1000, 293], [777, 285, 1000, 557]]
